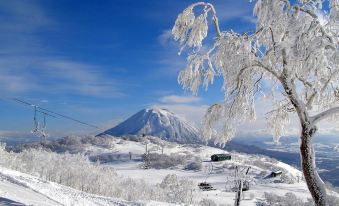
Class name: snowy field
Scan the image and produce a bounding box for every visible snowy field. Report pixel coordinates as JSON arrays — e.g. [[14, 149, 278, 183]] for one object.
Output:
[[1, 136, 338, 205], [0, 166, 174, 206], [102, 138, 311, 205]]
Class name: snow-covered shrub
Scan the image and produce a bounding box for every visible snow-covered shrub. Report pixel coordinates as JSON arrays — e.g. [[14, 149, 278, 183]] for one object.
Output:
[[258, 171, 268, 178], [226, 163, 237, 170], [121, 134, 144, 142], [248, 158, 297, 184], [146, 153, 189, 169], [280, 173, 297, 184], [9, 135, 114, 154], [199, 198, 217, 206], [89, 153, 122, 163], [258, 192, 311, 206], [327, 195, 339, 206], [158, 174, 196, 204], [185, 159, 202, 171], [80, 135, 114, 148], [0, 145, 198, 204], [59, 135, 82, 146]]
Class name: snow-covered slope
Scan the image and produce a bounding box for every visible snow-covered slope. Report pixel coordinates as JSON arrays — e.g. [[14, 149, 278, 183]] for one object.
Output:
[[0, 166, 172, 206], [98, 108, 201, 144], [2, 136, 339, 205], [85, 137, 322, 205]]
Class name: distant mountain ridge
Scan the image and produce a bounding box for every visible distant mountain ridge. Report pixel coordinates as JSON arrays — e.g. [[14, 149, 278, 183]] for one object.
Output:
[[98, 108, 202, 144]]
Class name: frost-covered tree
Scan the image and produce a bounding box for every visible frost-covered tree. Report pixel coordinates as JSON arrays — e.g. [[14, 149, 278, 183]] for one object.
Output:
[[334, 144, 339, 152], [159, 174, 196, 204], [172, 1, 339, 205], [0, 145, 197, 204]]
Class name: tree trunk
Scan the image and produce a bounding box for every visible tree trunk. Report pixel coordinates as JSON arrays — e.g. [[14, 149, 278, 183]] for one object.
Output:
[[300, 125, 327, 206], [234, 180, 243, 206]]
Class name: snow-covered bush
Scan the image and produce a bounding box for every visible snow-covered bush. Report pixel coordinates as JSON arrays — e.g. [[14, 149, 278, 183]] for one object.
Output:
[[80, 135, 114, 148], [9, 135, 114, 154], [199, 198, 217, 206], [89, 153, 127, 163], [0, 144, 197, 204], [146, 153, 189, 169], [258, 192, 313, 206], [120, 134, 143, 142], [158, 174, 196, 204], [59, 135, 82, 146], [248, 159, 296, 184], [185, 159, 203, 171]]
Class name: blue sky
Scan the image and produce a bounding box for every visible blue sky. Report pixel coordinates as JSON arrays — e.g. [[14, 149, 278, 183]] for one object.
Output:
[[0, 0, 258, 137]]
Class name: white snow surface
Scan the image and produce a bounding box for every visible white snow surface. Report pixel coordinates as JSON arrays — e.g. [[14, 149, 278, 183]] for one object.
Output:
[[86, 137, 331, 205], [0, 166, 172, 206], [98, 108, 201, 144], [2, 137, 339, 205]]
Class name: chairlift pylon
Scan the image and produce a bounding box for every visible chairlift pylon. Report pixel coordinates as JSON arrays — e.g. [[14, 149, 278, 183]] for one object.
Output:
[[31, 106, 51, 143], [32, 106, 39, 134], [40, 112, 48, 143]]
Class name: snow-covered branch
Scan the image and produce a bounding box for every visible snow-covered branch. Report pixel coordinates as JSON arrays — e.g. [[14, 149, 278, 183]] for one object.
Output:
[[172, 1, 221, 53], [189, 2, 221, 38], [311, 106, 339, 124], [173, 0, 339, 143], [173, 0, 339, 204]]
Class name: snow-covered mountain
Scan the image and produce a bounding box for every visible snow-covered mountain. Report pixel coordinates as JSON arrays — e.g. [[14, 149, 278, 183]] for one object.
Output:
[[98, 108, 202, 144]]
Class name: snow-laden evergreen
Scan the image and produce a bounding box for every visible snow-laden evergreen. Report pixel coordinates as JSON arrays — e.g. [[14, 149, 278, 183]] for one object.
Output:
[[98, 108, 202, 144]]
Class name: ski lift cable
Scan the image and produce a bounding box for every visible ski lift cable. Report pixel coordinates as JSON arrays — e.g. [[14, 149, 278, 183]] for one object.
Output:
[[12, 98, 56, 117], [37, 110, 57, 118], [12, 98, 100, 129]]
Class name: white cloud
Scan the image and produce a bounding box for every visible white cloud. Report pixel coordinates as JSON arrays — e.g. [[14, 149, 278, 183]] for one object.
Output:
[[160, 95, 201, 104], [0, 1, 52, 31], [39, 59, 123, 97], [213, 2, 252, 22], [155, 94, 339, 140], [152, 103, 208, 127], [0, 57, 123, 98], [233, 97, 339, 138], [154, 93, 208, 127], [158, 30, 173, 46], [0, 1, 124, 98], [0, 130, 29, 137]]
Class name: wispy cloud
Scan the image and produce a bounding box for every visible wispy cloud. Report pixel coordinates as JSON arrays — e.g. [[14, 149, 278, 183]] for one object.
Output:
[[153, 94, 207, 126], [160, 95, 201, 104], [212, 1, 254, 23], [0, 57, 123, 97], [158, 29, 173, 47], [153, 103, 208, 126], [40, 59, 123, 97], [0, 1, 52, 30], [0, 1, 54, 55], [0, 1, 123, 98]]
